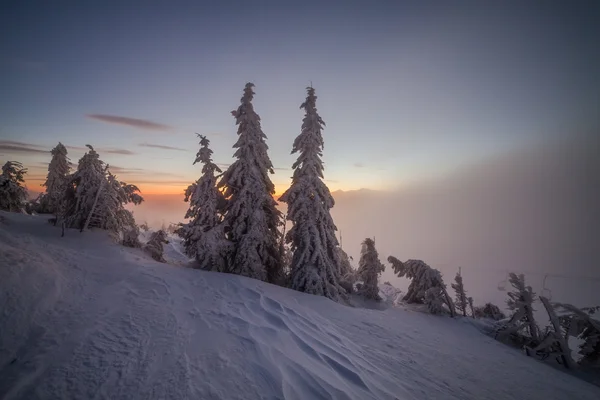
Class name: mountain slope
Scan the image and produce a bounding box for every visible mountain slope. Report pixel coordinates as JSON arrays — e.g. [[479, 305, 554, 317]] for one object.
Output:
[[0, 212, 598, 400]]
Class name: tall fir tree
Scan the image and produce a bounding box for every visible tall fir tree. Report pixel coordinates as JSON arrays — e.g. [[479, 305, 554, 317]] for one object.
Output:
[[218, 83, 282, 282], [451, 271, 468, 317], [0, 161, 28, 212], [356, 238, 385, 301], [279, 87, 345, 301], [42, 142, 70, 214], [177, 134, 229, 271]]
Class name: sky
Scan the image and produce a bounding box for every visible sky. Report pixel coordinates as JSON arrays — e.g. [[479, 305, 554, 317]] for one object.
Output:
[[1, 1, 598, 196]]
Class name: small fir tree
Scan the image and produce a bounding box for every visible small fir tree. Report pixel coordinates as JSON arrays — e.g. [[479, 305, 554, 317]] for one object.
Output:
[[504, 273, 540, 343], [145, 230, 169, 263], [0, 161, 28, 212], [451, 271, 469, 317], [356, 238, 385, 301], [177, 134, 228, 271], [41, 142, 70, 215]]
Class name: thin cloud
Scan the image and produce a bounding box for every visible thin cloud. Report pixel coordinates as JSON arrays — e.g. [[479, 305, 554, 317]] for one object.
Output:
[[101, 148, 136, 155], [66, 145, 135, 155], [109, 165, 183, 178], [0, 141, 48, 155], [66, 145, 90, 152], [353, 162, 365, 168], [129, 180, 192, 186], [139, 143, 187, 151], [87, 114, 172, 131]]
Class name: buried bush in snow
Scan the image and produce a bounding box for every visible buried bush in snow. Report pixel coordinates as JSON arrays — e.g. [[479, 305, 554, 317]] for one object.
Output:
[[388, 256, 456, 316]]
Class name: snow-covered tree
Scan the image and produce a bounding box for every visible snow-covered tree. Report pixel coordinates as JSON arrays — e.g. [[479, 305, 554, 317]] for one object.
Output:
[[338, 247, 356, 294], [0, 161, 28, 213], [473, 302, 506, 320], [145, 229, 169, 263], [92, 170, 143, 236], [388, 256, 456, 316], [177, 134, 228, 271], [41, 142, 70, 215], [503, 273, 540, 343], [62, 146, 143, 238], [279, 87, 345, 301], [451, 272, 468, 317], [218, 83, 282, 282], [63, 145, 106, 229], [356, 238, 385, 301], [467, 296, 475, 318]]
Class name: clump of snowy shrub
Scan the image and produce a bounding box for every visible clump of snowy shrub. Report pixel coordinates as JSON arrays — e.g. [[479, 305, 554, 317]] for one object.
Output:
[[388, 256, 456, 316], [474, 303, 506, 321], [144, 229, 169, 263]]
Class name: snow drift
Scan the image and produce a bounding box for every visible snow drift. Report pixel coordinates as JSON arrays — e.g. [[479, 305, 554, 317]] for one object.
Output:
[[1, 211, 598, 400]]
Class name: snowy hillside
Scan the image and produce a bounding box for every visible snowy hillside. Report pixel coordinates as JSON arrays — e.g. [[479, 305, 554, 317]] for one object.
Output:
[[1, 212, 599, 400]]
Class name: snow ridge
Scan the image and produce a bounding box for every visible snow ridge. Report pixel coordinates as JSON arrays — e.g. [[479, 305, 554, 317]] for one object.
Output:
[[1, 212, 599, 400]]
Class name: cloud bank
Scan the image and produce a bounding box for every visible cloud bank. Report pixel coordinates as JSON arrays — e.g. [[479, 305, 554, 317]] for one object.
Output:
[[87, 114, 172, 131]]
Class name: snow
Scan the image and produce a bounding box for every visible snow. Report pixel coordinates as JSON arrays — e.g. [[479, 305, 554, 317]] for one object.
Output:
[[1, 211, 599, 400]]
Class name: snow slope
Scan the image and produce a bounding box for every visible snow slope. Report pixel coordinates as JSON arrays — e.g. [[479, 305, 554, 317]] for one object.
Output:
[[0, 212, 598, 400]]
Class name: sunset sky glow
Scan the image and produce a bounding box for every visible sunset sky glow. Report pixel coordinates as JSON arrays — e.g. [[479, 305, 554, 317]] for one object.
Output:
[[1, 1, 598, 196]]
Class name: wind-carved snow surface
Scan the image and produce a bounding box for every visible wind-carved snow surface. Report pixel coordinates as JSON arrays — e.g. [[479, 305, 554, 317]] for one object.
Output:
[[1, 212, 599, 400]]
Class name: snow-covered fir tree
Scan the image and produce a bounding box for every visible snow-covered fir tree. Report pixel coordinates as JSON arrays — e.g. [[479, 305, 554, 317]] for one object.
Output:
[[338, 247, 356, 294], [62, 145, 106, 229], [177, 134, 228, 271], [451, 271, 468, 317], [0, 161, 28, 213], [62, 146, 143, 238], [356, 238, 385, 301], [41, 142, 70, 215], [92, 170, 143, 236], [279, 87, 345, 301], [388, 256, 456, 316], [145, 229, 169, 263], [502, 273, 540, 343], [218, 83, 281, 282]]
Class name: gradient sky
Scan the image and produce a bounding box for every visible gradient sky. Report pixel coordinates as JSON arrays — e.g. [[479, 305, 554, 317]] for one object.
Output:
[[1, 1, 599, 195]]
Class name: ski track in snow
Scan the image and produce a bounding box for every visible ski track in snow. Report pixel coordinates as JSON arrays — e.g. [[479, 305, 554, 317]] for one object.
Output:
[[0, 212, 599, 400]]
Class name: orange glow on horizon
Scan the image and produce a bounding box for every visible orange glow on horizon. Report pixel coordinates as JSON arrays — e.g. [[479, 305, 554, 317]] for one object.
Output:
[[25, 180, 343, 198]]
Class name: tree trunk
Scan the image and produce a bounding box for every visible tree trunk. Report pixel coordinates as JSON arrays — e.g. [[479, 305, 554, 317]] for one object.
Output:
[[82, 181, 104, 232], [539, 296, 575, 369]]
